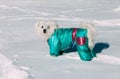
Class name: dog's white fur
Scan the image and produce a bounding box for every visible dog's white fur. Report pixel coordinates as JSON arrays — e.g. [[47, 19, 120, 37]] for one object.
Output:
[[35, 21, 58, 40], [80, 23, 96, 50], [35, 21, 96, 50]]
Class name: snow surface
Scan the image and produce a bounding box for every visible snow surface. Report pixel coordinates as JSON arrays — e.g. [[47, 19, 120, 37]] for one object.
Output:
[[0, 53, 29, 79], [0, 0, 120, 79]]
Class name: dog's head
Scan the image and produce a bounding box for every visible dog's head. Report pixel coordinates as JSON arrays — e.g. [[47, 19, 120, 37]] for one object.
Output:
[[35, 21, 58, 41]]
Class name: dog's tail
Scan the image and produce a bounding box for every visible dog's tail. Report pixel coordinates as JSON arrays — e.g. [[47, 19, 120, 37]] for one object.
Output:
[[81, 23, 96, 37], [80, 23, 96, 50]]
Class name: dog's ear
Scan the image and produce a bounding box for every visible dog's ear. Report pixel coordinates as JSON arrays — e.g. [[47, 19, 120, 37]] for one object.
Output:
[[47, 21, 58, 29], [47, 21, 58, 35], [35, 21, 45, 28], [35, 22, 40, 29]]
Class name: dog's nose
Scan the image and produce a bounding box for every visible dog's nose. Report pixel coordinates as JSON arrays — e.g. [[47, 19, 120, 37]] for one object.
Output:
[[43, 29, 47, 33]]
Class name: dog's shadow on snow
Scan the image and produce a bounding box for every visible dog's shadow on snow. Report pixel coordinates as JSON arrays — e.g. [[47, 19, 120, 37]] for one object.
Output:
[[93, 42, 110, 56], [63, 42, 110, 56]]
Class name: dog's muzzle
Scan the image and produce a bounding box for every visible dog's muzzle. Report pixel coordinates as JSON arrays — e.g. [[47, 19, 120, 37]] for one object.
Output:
[[43, 29, 47, 33]]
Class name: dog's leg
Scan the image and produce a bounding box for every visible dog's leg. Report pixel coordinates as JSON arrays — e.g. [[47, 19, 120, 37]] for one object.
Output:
[[77, 46, 93, 61], [48, 38, 61, 56], [76, 37, 94, 61], [49, 44, 60, 56], [80, 23, 96, 50]]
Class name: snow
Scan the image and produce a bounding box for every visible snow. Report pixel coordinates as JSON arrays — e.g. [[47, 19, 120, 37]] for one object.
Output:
[[0, 0, 120, 79], [93, 19, 120, 26], [114, 6, 120, 12], [0, 53, 29, 79], [64, 53, 120, 65]]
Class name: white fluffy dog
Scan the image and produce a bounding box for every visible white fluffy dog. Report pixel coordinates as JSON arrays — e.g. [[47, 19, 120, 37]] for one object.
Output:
[[35, 21, 96, 61]]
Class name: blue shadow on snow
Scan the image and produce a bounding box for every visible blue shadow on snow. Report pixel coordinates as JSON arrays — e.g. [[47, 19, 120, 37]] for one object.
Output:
[[93, 42, 110, 56]]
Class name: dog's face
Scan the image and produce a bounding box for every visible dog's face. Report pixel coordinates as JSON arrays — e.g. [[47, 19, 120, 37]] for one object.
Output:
[[35, 21, 58, 41]]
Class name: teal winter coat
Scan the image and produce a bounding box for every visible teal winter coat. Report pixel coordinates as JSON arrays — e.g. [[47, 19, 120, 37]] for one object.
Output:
[[48, 28, 94, 61]]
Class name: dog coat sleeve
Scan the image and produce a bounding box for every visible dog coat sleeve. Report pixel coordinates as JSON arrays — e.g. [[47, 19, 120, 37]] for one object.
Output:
[[76, 37, 86, 45], [75, 29, 94, 61], [48, 33, 60, 56]]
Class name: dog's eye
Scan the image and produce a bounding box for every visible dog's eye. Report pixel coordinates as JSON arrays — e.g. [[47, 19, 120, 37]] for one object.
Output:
[[41, 26, 44, 28], [47, 25, 50, 29]]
